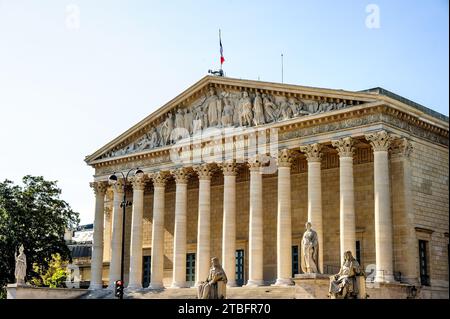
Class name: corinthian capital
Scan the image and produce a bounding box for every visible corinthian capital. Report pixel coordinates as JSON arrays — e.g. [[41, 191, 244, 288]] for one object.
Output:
[[131, 174, 146, 191], [299, 143, 322, 162], [365, 130, 393, 152], [247, 154, 263, 171], [171, 167, 191, 184], [90, 181, 108, 195], [218, 160, 238, 176], [331, 136, 355, 158], [277, 149, 293, 167], [193, 163, 213, 180], [149, 171, 169, 187]]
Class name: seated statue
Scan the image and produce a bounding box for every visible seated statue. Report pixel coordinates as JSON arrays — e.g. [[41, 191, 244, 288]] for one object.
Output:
[[329, 251, 365, 299], [197, 257, 228, 299]]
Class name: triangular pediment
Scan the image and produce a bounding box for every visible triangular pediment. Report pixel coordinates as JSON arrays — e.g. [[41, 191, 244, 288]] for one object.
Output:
[[85, 76, 385, 165]]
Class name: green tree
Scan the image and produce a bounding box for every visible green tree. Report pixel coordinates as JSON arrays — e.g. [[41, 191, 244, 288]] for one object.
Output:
[[30, 253, 69, 288], [0, 176, 79, 297]]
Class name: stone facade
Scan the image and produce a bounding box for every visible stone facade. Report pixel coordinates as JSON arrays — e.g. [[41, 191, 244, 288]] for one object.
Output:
[[84, 76, 449, 298]]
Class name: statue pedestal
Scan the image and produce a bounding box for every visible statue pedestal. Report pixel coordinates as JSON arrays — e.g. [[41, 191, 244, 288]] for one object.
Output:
[[293, 274, 330, 299]]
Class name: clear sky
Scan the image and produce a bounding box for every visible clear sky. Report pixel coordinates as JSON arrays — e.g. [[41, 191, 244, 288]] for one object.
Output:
[[0, 0, 448, 224]]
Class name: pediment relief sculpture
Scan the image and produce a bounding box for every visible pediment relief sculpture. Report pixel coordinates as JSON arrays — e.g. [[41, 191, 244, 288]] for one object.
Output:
[[102, 86, 352, 159]]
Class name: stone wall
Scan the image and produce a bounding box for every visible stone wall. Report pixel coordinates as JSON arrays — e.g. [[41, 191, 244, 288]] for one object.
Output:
[[410, 140, 449, 287]]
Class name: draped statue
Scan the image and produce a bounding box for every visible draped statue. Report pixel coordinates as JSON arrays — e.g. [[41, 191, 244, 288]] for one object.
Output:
[[253, 92, 265, 125], [15, 244, 27, 285], [262, 93, 277, 122], [301, 222, 319, 273], [206, 87, 220, 127], [197, 257, 228, 299], [238, 91, 253, 127], [329, 251, 365, 299]]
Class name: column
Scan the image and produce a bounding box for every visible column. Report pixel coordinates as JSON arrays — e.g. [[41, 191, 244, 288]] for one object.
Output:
[[193, 164, 212, 286], [149, 172, 167, 289], [246, 156, 264, 286], [108, 180, 125, 288], [300, 143, 324, 273], [89, 181, 108, 290], [220, 160, 237, 287], [171, 167, 190, 288], [365, 130, 395, 282], [331, 137, 356, 263], [275, 149, 294, 285], [127, 174, 146, 290]]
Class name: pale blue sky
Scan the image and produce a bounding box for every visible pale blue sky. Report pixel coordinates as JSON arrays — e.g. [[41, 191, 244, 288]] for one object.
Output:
[[0, 0, 448, 224]]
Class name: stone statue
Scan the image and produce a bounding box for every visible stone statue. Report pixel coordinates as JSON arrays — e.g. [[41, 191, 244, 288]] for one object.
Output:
[[206, 87, 220, 127], [149, 127, 159, 148], [238, 91, 253, 127], [15, 244, 27, 285], [279, 96, 293, 120], [297, 100, 310, 116], [288, 97, 299, 116], [253, 92, 265, 125], [184, 108, 193, 134], [262, 93, 277, 122], [329, 251, 365, 299], [175, 108, 185, 129], [221, 98, 234, 127], [197, 257, 228, 299], [301, 222, 319, 273], [160, 112, 174, 145], [193, 107, 204, 134]]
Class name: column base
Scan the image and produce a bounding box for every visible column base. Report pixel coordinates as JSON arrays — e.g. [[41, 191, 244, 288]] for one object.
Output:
[[88, 283, 103, 290], [126, 283, 143, 291], [244, 280, 264, 287], [273, 278, 294, 286], [148, 282, 165, 290], [375, 275, 396, 283], [226, 280, 238, 287], [170, 281, 188, 288]]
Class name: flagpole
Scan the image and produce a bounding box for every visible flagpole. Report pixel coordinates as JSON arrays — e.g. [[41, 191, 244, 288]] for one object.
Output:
[[219, 29, 222, 73]]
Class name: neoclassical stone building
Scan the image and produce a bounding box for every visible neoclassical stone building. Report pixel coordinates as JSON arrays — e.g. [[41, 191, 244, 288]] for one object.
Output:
[[85, 76, 449, 298]]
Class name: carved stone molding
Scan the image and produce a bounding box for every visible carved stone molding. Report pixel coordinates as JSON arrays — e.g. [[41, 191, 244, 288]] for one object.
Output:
[[193, 164, 213, 180], [331, 136, 355, 158], [130, 175, 146, 191], [90, 181, 108, 195], [149, 171, 169, 187], [391, 137, 413, 158], [365, 130, 394, 152], [277, 149, 293, 167], [171, 167, 191, 184], [218, 160, 238, 176], [247, 155, 263, 171], [300, 143, 323, 162]]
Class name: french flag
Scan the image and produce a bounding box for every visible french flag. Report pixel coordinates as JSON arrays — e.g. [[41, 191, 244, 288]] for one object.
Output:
[[219, 30, 225, 65]]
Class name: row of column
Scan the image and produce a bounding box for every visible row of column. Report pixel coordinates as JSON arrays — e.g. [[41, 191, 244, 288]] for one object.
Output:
[[89, 130, 396, 289]]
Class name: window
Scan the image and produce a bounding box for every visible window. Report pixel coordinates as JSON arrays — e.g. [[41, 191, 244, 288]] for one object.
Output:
[[142, 256, 151, 288], [186, 253, 196, 286], [355, 240, 361, 264], [236, 250, 244, 286], [419, 240, 430, 286], [292, 246, 299, 276]]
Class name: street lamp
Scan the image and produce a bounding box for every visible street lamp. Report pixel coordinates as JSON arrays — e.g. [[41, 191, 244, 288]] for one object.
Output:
[[109, 167, 144, 299]]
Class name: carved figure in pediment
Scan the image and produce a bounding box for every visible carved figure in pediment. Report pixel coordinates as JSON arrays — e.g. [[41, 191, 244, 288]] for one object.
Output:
[[288, 97, 299, 116], [206, 87, 221, 127], [221, 98, 234, 127], [193, 107, 204, 134], [262, 93, 277, 123], [297, 100, 310, 116], [238, 91, 253, 127], [253, 92, 265, 125], [175, 108, 185, 129], [318, 102, 333, 113], [305, 100, 319, 114], [149, 127, 159, 148], [161, 112, 174, 145], [184, 108, 193, 134], [279, 96, 293, 120]]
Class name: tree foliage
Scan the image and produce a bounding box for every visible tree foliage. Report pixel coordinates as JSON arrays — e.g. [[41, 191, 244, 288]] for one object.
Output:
[[0, 176, 79, 296], [30, 253, 69, 288]]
